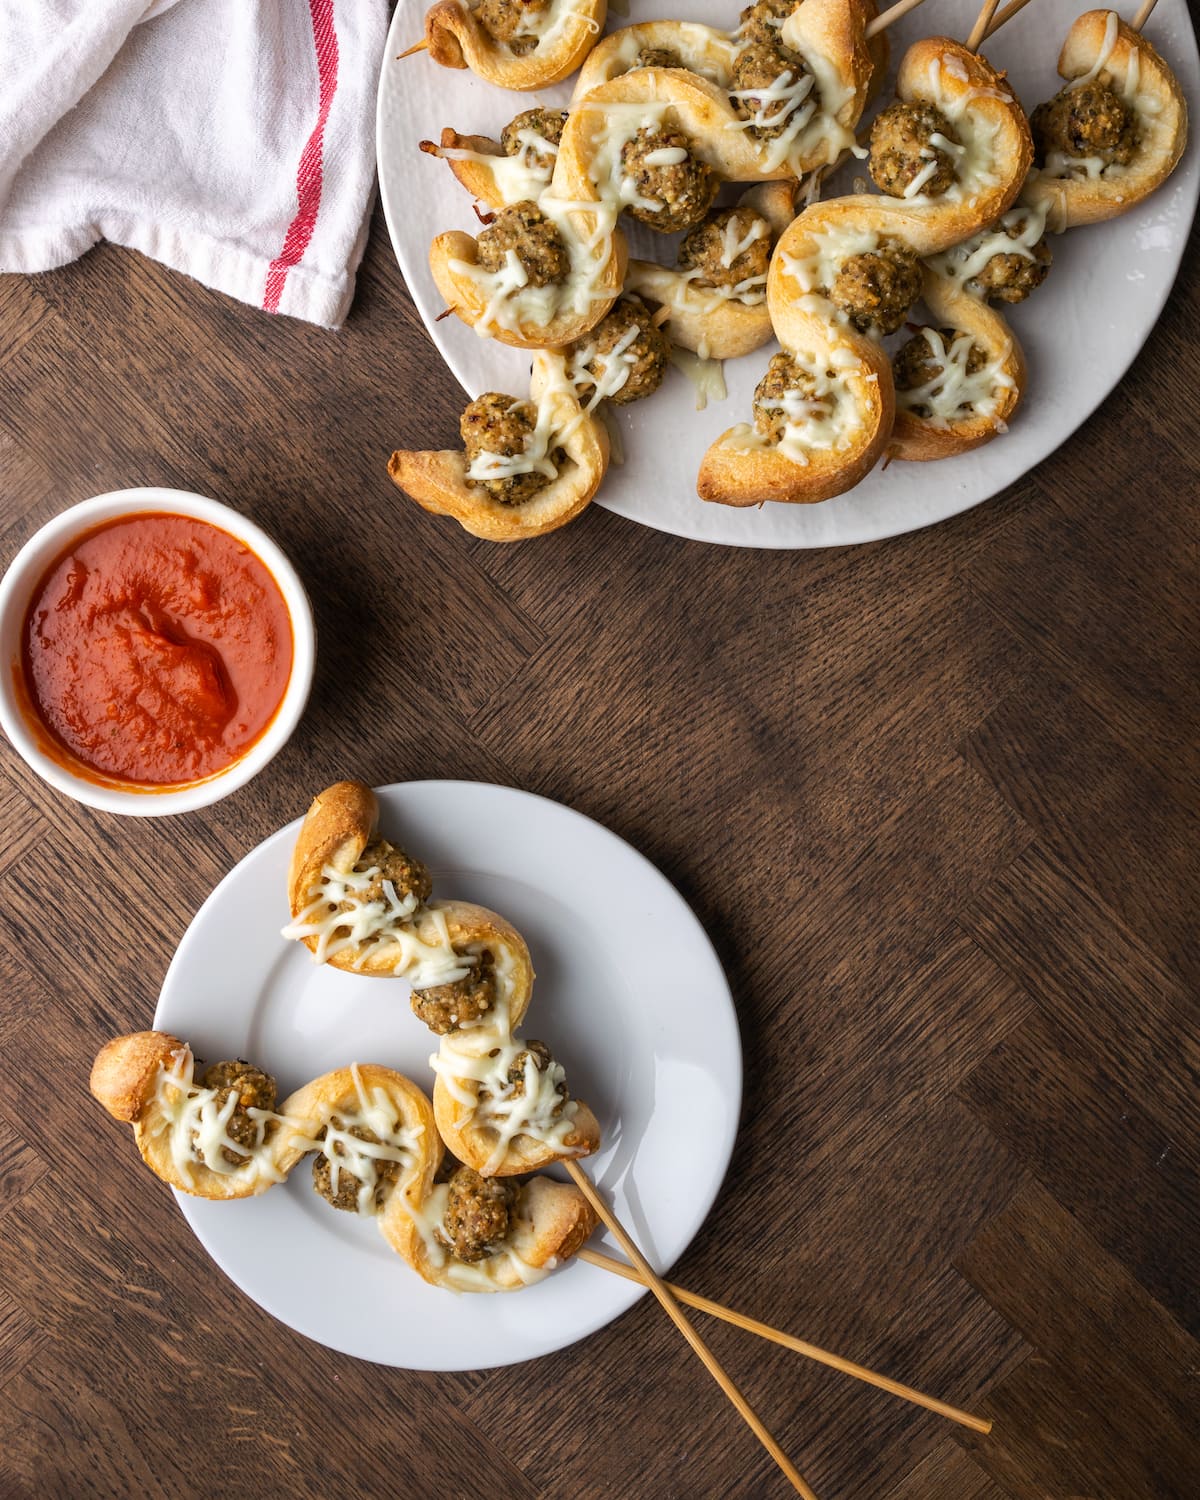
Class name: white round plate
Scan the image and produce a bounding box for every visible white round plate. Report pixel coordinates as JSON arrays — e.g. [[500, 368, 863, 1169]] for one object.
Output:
[[377, 0, 1199, 548], [155, 781, 740, 1369]]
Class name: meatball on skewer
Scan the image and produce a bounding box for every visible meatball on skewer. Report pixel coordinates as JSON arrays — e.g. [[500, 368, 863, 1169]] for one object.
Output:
[[569, 297, 671, 407], [869, 100, 963, 198], [620, 126, 718, 234]]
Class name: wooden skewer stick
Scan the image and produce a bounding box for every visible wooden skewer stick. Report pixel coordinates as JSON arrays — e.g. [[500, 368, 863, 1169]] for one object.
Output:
[[865, 0, 928, 40], [966, 0, 1003, 51], [398, 39, 429, 58], [564, 1160, 818, 1500], [578, 1248, 992, 1435], [983, 0, 1038, 42], [1131, 0, 1159, 30]]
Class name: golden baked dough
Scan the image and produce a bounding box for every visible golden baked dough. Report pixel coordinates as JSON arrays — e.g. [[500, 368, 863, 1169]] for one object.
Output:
[[383, 1172, 598, 1292], [283, 1065, 595, 1292], [572, 0, 879, 177], [698, 38, 1032, 507], [887, 265, 1026, 461], [1023, 9, 1188, 232], [421, 124, 561, 211], [387, 352, 609, 541], [90, 1032, 311, 1200], [624, 181, 797, 362], [283, 780, 534, 1030], [419, 0, 606, 91], [431, 1024, 601, 1176], [282, 1063, 442, 1216]]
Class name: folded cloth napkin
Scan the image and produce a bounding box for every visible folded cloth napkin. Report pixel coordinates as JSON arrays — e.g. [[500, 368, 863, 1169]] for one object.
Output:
[[0, 0, 387, 327]]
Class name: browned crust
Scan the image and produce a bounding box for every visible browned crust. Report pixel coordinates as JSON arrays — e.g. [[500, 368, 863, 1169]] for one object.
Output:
[[696, 339, 894, 506], [286, 779, 379, 921], [422, 129, 509, 210], [1023, 10, 1188, 231], [433, 1076, 601, 1177], [893, 38, 1033, 241], [381, 1170, 597, 1291], [429, 226, 628, 351], [423, 0, 608, 90], [888, 267, 1027, 462], [388, 355, 609, 542], [93, 1031, 311, 1200], [90, 1031, 187, 1123]]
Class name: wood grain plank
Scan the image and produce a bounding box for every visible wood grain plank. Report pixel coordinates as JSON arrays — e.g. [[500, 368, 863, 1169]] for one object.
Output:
[[963, 677, 1200, 988], [957, 1008, 1200, 1334], [955, 1180, 1200, 1497], [884, 1436, 1008, 1500]]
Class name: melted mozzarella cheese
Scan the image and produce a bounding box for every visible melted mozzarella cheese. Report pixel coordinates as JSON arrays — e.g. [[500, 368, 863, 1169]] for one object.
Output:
[[927, 203, 1048, 292], [431, 1031, 582, 1174], [566, 321, 643, 409], [296, 1065, 425, 1217], [723, 345, 867, 466], [282, 865, 473, 987], [437, 133, 557, 205], [150, 1048, 288, 1190], [896, 328, 1014, 428], [670, 347, 727, 411]]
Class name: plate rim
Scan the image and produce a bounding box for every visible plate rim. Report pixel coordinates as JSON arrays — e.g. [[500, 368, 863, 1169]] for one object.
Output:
[[154, 777, 743, 1369]]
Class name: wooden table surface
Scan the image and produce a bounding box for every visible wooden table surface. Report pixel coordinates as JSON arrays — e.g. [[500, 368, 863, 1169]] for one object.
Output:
[[0, 185, 1197, 1499]]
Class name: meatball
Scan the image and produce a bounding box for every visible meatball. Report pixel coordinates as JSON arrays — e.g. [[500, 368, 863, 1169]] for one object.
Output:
[[196, 1060, 277, 1167], [312, 1119, 401, 1213], [968, 228, 1052, 304], [739, 0, 796, 39], [441, 1166, 518, 1262], [893, 327, 987, 417], [351, 836, 432, 909], [620, 127, 718, 234], [476, 201, 569, 288], [476, 0, 550, 55], [730, 36, 816, 140], [572, 298, 670, 407], [412, 948, 498, 1034], [869, 101, 960, 198], [635, 46, 684, 70], [460, 393, 552, 506], [504, 1039, 568, 1109], [829, 244, 922, 335], [500, 107, 567, 170], [678, 206, 772, 291], [1031, 81, 1138, 167], [752, 353, 831, 443]]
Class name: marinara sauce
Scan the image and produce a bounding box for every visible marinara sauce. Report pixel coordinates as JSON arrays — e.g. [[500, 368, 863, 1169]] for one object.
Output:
[[21, 512, 294, 787]]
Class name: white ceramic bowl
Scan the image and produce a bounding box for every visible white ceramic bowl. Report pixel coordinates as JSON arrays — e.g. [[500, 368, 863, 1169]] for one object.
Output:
[[0, 487, 315, 816]]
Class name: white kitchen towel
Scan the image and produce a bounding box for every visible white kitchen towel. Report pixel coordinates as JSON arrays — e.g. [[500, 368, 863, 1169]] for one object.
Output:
[[0, 0, 388, 328]]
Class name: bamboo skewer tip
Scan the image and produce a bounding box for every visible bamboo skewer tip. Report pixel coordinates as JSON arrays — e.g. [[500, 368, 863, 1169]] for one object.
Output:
[[576, 1246, 993, 1436], [565, 1160, 819, 1500], [398, 39, 429, 58]]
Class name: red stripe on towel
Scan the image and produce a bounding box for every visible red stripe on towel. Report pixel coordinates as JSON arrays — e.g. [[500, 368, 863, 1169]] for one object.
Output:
[[263, 0, 339, 314]]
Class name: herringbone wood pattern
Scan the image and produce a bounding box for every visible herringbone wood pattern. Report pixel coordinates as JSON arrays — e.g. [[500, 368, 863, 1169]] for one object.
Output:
[[0, 200, 1195, 1499]]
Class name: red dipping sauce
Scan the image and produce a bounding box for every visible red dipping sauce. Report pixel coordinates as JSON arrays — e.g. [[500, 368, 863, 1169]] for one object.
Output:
[[21, 512, 294, 788]]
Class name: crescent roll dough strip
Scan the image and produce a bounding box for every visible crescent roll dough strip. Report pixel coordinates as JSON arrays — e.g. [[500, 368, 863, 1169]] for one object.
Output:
[[282, 780, 534, 1028], [698, 38, 1031, 507], [625, 181, 798, 361], [1022, 9, 1187, 232], [887, 265, 1026, 461], [422, 125, 561, 212], [384, 1173, 598, 1292], [388, 352, 609, 541], [283, 1064, 440, 1217], [431, 1023, 602, 1176], [421, 0, 607, 90], [90, 1032, 312, 1200], [572, 0, 879, 176]]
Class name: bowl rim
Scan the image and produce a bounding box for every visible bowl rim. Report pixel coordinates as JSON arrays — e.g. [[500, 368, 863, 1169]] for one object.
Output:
[[0, 486, 316, 816]]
